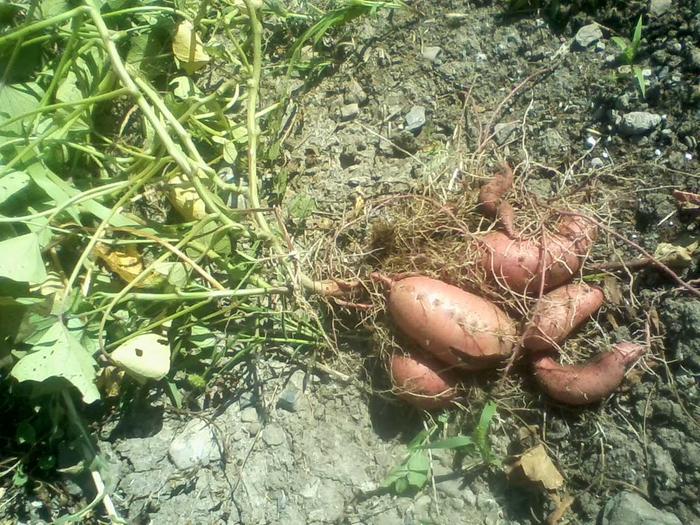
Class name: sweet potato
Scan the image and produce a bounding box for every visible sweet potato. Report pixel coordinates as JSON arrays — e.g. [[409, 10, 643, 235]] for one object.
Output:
[[375, 275, 517, 370], [523, 284, 605, 351], [533, 342, 645, 405], [479, 216, 597, 294], [479, 162, 516, 237], [389, 351, 460, 409]]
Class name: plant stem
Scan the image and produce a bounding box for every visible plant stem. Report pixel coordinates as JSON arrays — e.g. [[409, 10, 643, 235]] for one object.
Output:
[[95, 286, 289, 302]]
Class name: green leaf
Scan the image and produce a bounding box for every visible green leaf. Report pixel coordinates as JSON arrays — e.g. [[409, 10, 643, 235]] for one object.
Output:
[[16, 421, 36, 445], [190, 324, 217, 349], [0, 170, 31, 206], [424, 436, 475, 450], [0, 82, 45, 137], [633, 66, 646, 98], [394, 477, 408, 494], [611, 36, 628, 52], [406, 470, 428, 489], [0, 233, 47, 284], [632, 15, 643, 50], [11, 321, 100, 403], [12, 465, 28, 487], [35, 0, 72, 20], [474, 401, 497, 457], [288, 193, 316, 220], [407, 450, 430, 472], [25, 162, 138, 227]]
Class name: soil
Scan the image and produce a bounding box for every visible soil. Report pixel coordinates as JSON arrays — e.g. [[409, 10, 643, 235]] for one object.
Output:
[[4, 1, 699, 524]]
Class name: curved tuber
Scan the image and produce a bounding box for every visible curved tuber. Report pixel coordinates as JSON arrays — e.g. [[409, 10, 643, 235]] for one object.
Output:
[[374, 274, 517, 370], [479, 216, 598, 295], [389, 351, 460, 409], [479, 162, 516, 237], [533, 342, 645, 406], [523, 283, 605, 351]]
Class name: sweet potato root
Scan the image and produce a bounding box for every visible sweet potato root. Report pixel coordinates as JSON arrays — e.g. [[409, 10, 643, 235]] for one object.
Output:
[[523, 284, 605, 351], [479, 162, 516, 237], [389, 351, 460, 409], [533, 342, 645, 405], [479, 216, 597, 294], [374, 275, 517, 370]]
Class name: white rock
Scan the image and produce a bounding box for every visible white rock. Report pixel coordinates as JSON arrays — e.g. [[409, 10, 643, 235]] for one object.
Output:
[[619, 112, 662, 136], [168, 419, 220, 470], [574, 24, 603, 48]]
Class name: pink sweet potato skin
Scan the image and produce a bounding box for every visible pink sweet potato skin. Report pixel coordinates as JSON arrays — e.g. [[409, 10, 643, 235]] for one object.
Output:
[[479, 163, 516, 237], [523, 284, 605, 351], [390, 352, 459, 409], [533, 342, 645, 405], [479, 216, 597, 294], [385, 276, 517, 370]]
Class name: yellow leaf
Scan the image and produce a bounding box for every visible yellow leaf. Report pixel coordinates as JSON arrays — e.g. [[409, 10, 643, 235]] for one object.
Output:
[[110, 333, 171, 381], [653, 242, 698, 268], [172, 20, 210, 74], [167, 175, 207, 220], [94, 243, 162, 288], [97, 366, 126, 399]]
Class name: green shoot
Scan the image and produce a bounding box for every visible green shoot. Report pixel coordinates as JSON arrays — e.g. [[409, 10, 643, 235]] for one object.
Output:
[[382, 402, 501, 495], [611, 16, 646, 97], [288, 0, 406, 72]]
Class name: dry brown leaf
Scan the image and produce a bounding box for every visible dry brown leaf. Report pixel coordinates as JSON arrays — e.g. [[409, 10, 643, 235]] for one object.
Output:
[[509, 444, 565, 491], [603, 275, 623, 306]]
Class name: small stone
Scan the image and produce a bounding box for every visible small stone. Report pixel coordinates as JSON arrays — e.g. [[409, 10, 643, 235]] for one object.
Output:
[[340, 103, 359, 121], [239, 391, 256, 408], [601, 491, 681, 525], [277, 385, 302, 412], [591, 157, 605, 169], [421, 46, 442, 62], [573, 23, 603, 49], [619, 112, 662, 136], [648, 0, 672, 17], [246, 421, 261, 436], [168, 419, 220, 470], [240, 406, 258, 423], [405, 105, 426, 132], [261, 424, 286, 446], [493, 122, 518, 145], [344, 79, 368, 105], [688, 47, 700, 71]]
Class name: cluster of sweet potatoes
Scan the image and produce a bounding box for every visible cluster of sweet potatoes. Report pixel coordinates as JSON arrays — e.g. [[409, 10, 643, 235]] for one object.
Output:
[[378, 164, 645, 409]]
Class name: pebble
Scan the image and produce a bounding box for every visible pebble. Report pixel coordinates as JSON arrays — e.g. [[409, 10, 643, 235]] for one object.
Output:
[[344, 79, 368, 105], [168, 419, 220, 470], [601, 491, 681, 525], [405, 105, 426, 132], [591, 157, 605, 169], [340, 103, 359, 121], [618, 111, 662, 136], [648, 0, 672, 17], [240, 406, 258, 423], [277, 384, 302, 412], [688, 46, 700, 71], [574, 23, 603, 49], [262, 424, 286, 446], [493, 122, 518, 145], [421, 46, 442, 62]]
